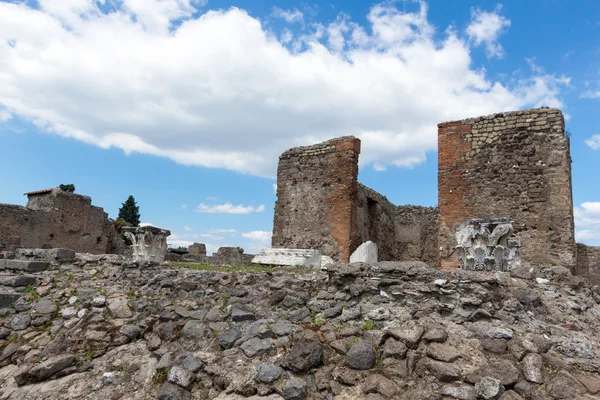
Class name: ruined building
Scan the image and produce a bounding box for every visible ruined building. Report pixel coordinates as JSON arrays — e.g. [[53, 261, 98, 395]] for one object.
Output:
[[271, 136, 438, 264], [0, 188, 115, 254], [272, 107, 598, 275]]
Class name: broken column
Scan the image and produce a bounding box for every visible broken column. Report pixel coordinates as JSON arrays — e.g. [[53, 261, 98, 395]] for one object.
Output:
[[455, 219, 521, 271], [123, 226, 170, 263]]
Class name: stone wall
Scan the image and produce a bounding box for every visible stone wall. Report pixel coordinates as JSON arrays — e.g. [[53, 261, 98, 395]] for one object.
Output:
[[0, 189, 115, 254], [576, 244, 600, 284], [438, 108, 576, 270], [272, 136, 361, 262], [272, 137, 438, 265], [355, 185, 438, 265]]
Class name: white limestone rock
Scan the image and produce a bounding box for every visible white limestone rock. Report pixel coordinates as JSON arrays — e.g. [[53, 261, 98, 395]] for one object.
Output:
[[350, 241, 378, 263], [252, 248, 322, 268]]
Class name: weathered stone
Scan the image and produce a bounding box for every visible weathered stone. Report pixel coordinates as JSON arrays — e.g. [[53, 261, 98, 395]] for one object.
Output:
[[168, 365, 195, 389], [546, 370, 586, 399], [231, 307, 255, 322], [521, 353, 543, 383], [218, 325, 241, 349], [34, 298, 58, 315], [0, 259, 48, 272], [283, 378, 307, 400], [349, 241, 378, 263], [123, 225, 170, 263], [240, 337, 271, 357], [107, 297, 133, 319], [426, 360, 462, 382], [0, 292, 21, 308], [481, 339, 508, 354], [465, 359, 520, 386], [283, 339, 323, 373], [120, 324, 142, 339], [181, 320, 205, 340], [438, 384, 477, 400], [157, 382, 193, 400], [498, 391, 524, 400], [383, 338, 407, 359], [426, 343, 460, 362], [363, 374, 397, 398], [347, 339, 375, 370], [388, 325, 424, 349], [27, 354, 75, 382], [256, 363, 283, 383], [61, 307, 77, 319], [11, 314, 31, 331], [475, 377, 505, 400], [252, 248, 322, 268]]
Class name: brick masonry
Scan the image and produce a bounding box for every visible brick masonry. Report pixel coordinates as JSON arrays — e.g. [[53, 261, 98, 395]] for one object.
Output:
[[576, 244, 600, 284], [438, 108, 576, 270], [272, 136, 438, 264]]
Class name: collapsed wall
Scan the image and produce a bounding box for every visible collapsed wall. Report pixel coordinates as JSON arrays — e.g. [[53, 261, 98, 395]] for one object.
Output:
[[438, 108, 576, 270], [0, 188, 115, 254], [272, 137, 437, 264]]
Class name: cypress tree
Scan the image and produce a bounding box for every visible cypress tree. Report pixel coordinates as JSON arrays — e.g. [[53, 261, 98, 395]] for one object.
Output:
[[118, 195, 140, 227]]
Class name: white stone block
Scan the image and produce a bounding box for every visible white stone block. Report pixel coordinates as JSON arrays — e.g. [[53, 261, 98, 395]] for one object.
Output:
[[349, 241, 378, 263], [252, 248, 322, 268]]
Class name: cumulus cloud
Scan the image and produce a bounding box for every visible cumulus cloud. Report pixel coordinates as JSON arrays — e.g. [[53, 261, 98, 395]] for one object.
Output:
[[0, 108, 12, 122], [373, 161, 387, 172], [195, 202, 265, 214], [271, 7, 303, 23], [208, 228, 238, 235], [466, 5, 511, 58], [0, 1, 567, 177], [575, 202, 600, 244], [242, 230, 272, 242], [586, 135, 600, 150], [581, 90, 600, 99], [184, 225, 193, 231]]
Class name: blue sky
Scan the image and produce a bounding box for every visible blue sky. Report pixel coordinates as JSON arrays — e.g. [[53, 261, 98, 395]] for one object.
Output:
[[0, 0, 599, 252]]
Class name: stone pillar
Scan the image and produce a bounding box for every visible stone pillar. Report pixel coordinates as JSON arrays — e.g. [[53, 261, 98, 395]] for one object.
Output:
[[188, 243, 207, 256]]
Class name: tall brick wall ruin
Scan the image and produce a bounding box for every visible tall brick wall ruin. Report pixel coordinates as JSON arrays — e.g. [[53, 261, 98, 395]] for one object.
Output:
[[438, 108, 576, 270], [272, 137, 360, 262], [0, 189, 116, 254], [272, 137, 438, 264], [576, 244, 600, 284]]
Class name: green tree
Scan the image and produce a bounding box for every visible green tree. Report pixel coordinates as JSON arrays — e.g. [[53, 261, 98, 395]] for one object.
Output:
[[58, 184, 75, 192], [118, 195, 140, 227]]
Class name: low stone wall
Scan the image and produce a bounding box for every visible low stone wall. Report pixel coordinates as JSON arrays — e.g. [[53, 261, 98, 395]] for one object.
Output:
[[1, 256, 600, 399]]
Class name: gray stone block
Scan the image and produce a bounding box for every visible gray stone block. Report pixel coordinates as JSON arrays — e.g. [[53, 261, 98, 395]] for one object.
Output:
[[0, 292, 21, 308], [0, 259, 48, 272]]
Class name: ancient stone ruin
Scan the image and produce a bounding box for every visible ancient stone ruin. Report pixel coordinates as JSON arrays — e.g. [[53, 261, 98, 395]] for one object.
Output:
[[438, 108, 576, 271], [122, 226, 171, 263], [271, 136, 437, 265], [455, 218, 521, 271], [0, 188, 115, 254]]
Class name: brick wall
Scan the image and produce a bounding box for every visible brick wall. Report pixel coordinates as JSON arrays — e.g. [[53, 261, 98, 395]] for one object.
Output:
[[576, 244, 600, 284], [271, 136, 360, 262], [438, 108, 576, 270]]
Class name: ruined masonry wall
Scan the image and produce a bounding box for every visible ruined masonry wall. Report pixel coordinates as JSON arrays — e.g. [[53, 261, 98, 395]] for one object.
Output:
[[576, 244, 600, 285], [438, 108, 575, 270], [0, 189, 115, 254], [355, 184, 438, 265], [272, 137, 360, 262]]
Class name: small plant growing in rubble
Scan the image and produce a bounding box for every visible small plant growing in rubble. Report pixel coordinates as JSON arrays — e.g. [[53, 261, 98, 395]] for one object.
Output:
[[361, 317, 376, 331], [58, 184, 75, 193]]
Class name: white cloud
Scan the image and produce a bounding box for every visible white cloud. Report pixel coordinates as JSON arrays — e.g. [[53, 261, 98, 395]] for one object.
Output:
[[0, 2, 567, 177], [271, 7, 303, 23], [198, 233, 222, 240], [195, 202, 265, 214], [184, 225, 193, 231], [575, 202, 600, 245], [242, 230, 272, 242], [586, 134, 600, 150], [208, 228, 238, 234], [0, 108, 12, 121], [373, 161, 387, 172], [272, 184, 277, 194], [581, 90, 600, 99], [466, 5, 511, 58]]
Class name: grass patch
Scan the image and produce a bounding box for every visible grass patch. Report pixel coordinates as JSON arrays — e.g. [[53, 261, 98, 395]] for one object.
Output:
[[361, 317, 376, 331]]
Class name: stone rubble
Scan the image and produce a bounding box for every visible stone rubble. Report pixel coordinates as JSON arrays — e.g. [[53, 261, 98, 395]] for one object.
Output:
[[0, 254, 599, 399]]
